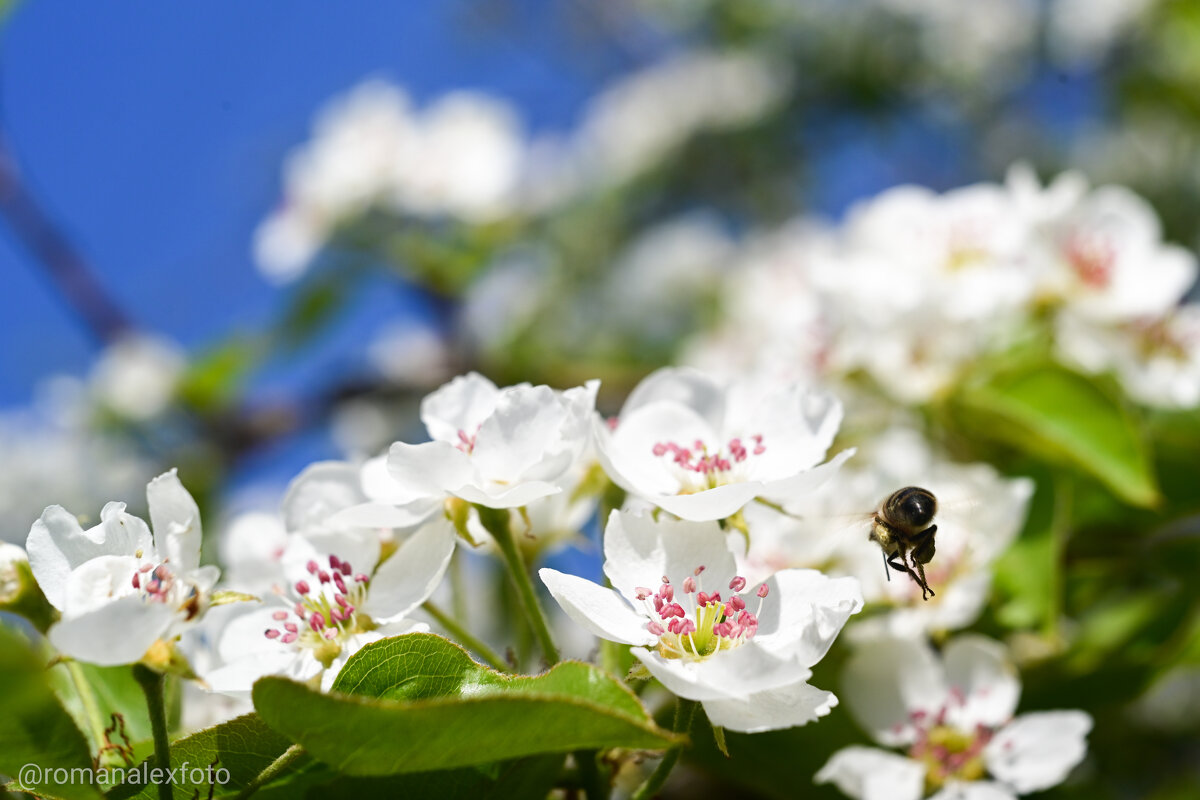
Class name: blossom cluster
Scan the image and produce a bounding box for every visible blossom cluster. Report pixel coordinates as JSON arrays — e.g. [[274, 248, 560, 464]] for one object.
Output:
[[7, 366, 1091, 798], [686, 166, 1200, 409]]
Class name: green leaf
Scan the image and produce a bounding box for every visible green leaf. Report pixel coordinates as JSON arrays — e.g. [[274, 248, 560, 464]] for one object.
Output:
[[954, 363, 1159, 508], [105, 714, 312, 800], [0, 626, 103, 800], [305, 756, 562, 800], [253, 633, 682, 775]]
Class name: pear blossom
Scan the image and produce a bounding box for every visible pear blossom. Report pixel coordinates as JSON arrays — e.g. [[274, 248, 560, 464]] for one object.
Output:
[[1056, 305, 1200, 409], [25, 470, 220, 666], [595, 367, 852, 521], [817, 635, 1091, 800], [742, 428, 1033, 637], [0, 542, 29, 603], [386, 372, 598, 510], [1011, 168, 1196, 323], [283, 457, 441, 534], [89, 334, 186, 421], [205, 516, 455, 695], [540, 510, 863, 733]]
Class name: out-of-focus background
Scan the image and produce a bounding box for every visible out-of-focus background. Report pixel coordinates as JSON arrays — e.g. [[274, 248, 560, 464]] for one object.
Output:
[[4, 1, 1200, 798]]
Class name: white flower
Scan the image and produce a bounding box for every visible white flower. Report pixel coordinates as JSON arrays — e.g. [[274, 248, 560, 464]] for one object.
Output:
[[284, 457, 442, 534], [25, 470, 219, 666], [1014, 169, 1196, 323], [595, 367, 851, 521], [205, 516, 455, 696], [253, 80, 526, 281], [89, 334, 186, 421], [0, 542, 29, 603], [1056, 305, 1200, 409], [743, 428, 1033, 637], [575, 48, 788, 185], [540, 510, 863, 733], [217, 510, 289, 595], [817, 635, 1092, 800], [387, 373, 598, 509]]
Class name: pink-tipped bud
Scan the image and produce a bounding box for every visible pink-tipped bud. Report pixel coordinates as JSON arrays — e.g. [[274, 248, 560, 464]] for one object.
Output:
[[756, 584, 770, 598], [647, 621, 665, 636], [682, 576, 696, 594], [729, 576, 747, 592], [272, 610, 289, 621], [295, 580, 311, 595], [635, 586, 653, 600], [264, 629, 281, 639], [281, 632, 298, 644], [306, 560, 319, 575], [729, 595, 746, 612]]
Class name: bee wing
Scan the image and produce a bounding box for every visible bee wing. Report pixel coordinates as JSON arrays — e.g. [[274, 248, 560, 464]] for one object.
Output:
[[782, 508, 876, 536]]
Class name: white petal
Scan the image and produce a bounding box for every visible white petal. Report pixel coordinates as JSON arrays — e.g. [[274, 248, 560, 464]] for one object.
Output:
[[984, 711, 1092, 794], [602, 510, 736, 605], [327, 499, 440, 531], [282, 461, 368, 532], [49, 596, 176, 666], [453, 480, 562, 509], [652, 481, 765, 522], [283, 528, 382, 582], [702, 679, 838, 733], [216, 606, 295, 665], [471, 384, 567, 483], [621, 367, 726, 429], [943, 635, 1020, 730], [62, 555, 139, 615], [759, 447, 855, 505], [929, 781, 1017, 800], [815, 746, 926, 800], [603, 401, 716, 497], [26, 506, 89, 610], [539, 568, 656, 646], [360, 454, 428, 504], [754, 570, 863, 666], [206, 652, 316, 698], [98, 502, 156, 558], [362, 518, 456, 621], [388, 440, 473, 499], [147, 469, 203, 573], [632, 643, 816, 701], [842, 636, 947, 746], [420, 372, 499, 443]]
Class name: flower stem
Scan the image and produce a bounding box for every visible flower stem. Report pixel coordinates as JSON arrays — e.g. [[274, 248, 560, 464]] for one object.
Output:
[[232, 744, 306, 800], [63, 660, 109, 757], [422, 600, 512, 672], [475, 505, 561, 665], [631, 698, 697, 800], [132, 664, 173, 800]]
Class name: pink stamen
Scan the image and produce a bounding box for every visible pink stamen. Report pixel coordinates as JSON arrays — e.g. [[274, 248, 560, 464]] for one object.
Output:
[[729, 576, 746, 592], [306, 560, 318, 575], [756, 584, 769, 598], [635, 586, 653, 600], [682, 576, 696, 594], [264, 629, 281, 639], [272, 610, 289, 621], [295, 580, 311, 595], [281, 632, 298, 644], [647, 621, 665, 636]]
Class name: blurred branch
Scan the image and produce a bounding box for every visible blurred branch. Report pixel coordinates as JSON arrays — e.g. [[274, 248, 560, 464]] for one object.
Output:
[[0, 133, 134, 344]]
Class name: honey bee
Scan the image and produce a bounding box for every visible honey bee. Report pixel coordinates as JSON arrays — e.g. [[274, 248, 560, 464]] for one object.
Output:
[[869, 486, 938, 601]]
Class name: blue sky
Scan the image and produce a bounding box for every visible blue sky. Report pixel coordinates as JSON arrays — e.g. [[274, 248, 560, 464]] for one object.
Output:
[[0, 0, 616, 405]]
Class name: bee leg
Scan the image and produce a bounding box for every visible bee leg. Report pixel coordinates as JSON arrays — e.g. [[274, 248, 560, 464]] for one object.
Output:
[[909, 526, 937, 601], [881, 548, 892, 581], [887, 549, 926, 595], [911, 554, 934, 600]]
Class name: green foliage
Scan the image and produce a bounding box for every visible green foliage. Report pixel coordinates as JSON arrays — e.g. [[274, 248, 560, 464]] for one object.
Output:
[[0, 626, 102, 800], [252, 633, 683, 776], [953, 363, 1160, 508], [104, 713, 306, 800]]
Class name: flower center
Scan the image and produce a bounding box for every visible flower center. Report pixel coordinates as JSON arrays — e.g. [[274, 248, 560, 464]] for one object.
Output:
[[904, 693, 994, 793], [651, 435, 766, 491], [264, 553, 374, 669], [455, 425, 481, 454], [635, 567, 767, 662], [131, 558, 204, 620], [1064, 231, 1115, 289]]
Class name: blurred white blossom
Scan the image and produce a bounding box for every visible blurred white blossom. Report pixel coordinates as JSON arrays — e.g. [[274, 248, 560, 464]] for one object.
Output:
[[818, 635, 1091, 800], [89, 334, 186, 421]]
